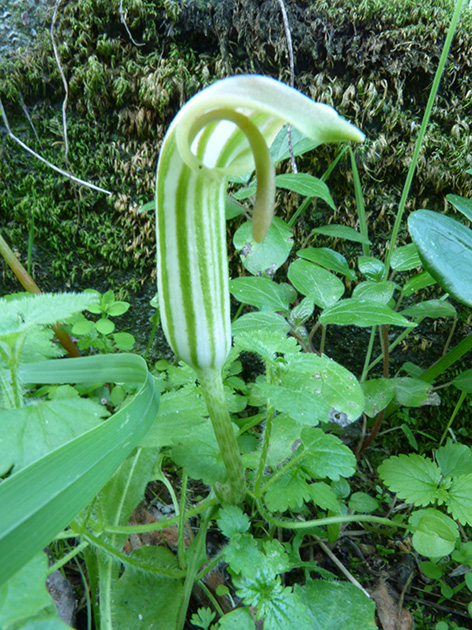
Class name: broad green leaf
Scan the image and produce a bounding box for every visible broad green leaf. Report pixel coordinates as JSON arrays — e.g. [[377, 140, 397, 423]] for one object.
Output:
[[270, 125, 321, 164], [284, 353, 364, 424], [224, 533, 263, 578], [232, 182, 257, 200], [361, 379, 395, 418], [288, 259, 345, 309], [234, 330, 299, 364], [401, 300, 456, 319], [408, 210, 472, 307], [232, 311, 290, 335], [446, 474, 472, 526], [446, 194, 472, 222], [390, 377, 431, 407], [229, 277, 294, 311], [0, 399, 108, 475], [358, 256, 385, 281], [311, 224, 371, 245], [348, 492, 379, 513], [266, 414, 304, 469], [0, 553, 67, 629], [265, 468, 312, 512], [257, 381, 332, 425], [110, 547, 183, 630], [219, 608, 256, 630], [296, 247, 356, 281], [401, 270, 436, 297], [289, 297, 315, 327], [378, 454, 441, 506], [452, 369, 472, 394], [95, 317, 115, 335], [352, 281, 395, 304], [320, 299, 415, 328], [301, 428, 356, 481], [234, 217, 293, 275], [308, 482, 341, 512], [436, 440, 472, 477], [295, 580, 377, 630], [107, 301, 130, 316], [0, 354, 159, 586], [409, 508, 459, 558], [144, 387, 208, 448], [217, 505, 251, 538], [390, 243, 421, 271], [275, 173, 335, 208]]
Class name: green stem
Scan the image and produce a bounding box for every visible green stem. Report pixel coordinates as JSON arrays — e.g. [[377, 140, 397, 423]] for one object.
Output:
[[383, 0, 467, 277], [349, 146, 369, 256], [438, 390, 468, 448], [197, 368, 246, 504], [254, 404, 276, 498]]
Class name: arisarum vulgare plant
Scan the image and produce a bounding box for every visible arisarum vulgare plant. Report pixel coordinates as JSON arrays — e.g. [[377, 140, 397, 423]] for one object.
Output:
[[156, 74, 364, 503]]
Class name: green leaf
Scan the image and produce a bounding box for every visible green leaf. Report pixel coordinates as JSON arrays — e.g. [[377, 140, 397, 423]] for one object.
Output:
[[218, 607, 256, 630], [308, 482, 341, 512], [296, 247, 356, 281], [112, 332, 135, 351], [284, 353, 364, 424], [408, 210, 472, 307], [401, 270, 436, 297], [409, 508, 459, 558], [311, 224, 371, 245], [446, 474, 472, 526], [95, 317, 115, 335], [257, 381, 332, 425], [234, 217, 293, 275], [436, 440, 472, 477], [446, 194, 472, 222], [358, 256, 385, 281], [265, 468, 312, 512], [229, 277, 294, 311], [320, 299, 415, 328], [275, 173, 335, 208], [295, 580, 377, 629], [352, 281, 395, 305], [390, 243, 422, 271], [390, 377, 431, 407], [289, 297, 315, 327], [234, 330, 299, 364], [361, 379, 395, 418], [378, 454, 441, 506], [218, 505, 251, 538], [400, 300, 456, 319], [301, 428, 356, 481], [0, 399, 108, 475], [110, 547, 183, 630], [106, 301, 130, 316], [288, 259, 345, 309], [266, 414, 304, 469], [270, 125, 320, 164], [232, 311, 290, 335], [0, 354, 159, 586], [452, 369, 472, 394], [348, 492, 379, 513]]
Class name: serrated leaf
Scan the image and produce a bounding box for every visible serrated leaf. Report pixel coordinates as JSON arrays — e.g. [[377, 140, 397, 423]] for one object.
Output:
[[311, 225, 371, 245], [301, 428, 356, 481], [436, 440, 472, 477], [358, 256, 385, 281], [218, 505, 251, 538], [264, 468, 312, 512], [308, 482, 340, 512], [295, 580, 377, 630], [409, 210, 472, 307], [446, 474, 472, 526], [234, 217, 293, 275], [361, 379, 395, 418], [409, 508, 459, 558], [224, 533, 262, 577], [390, 243, 422, 271], [288, 259, 345, 309], [229, 277, 294, 311], [275, 173, 335, 208], [378, 454, 441, 506], [218, 607, 256, 630], [297, 247, 356, 281], [320, 299, 415, 327], [400, 300, 456, 319], [232, 312, 290, 335], [234, 330, 299, 363], [0, 399, 108, 475], [352, 281, 395, 305]]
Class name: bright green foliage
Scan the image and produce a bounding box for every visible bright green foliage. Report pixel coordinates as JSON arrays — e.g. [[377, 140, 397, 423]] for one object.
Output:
[[230, 276, 295, 312], [409, 509, 459, 558], [379, 453, 444, 506], [191, 607, 217, 629], [217, 607, 256, 630], [358, 256, 385, 281], [234, 217, 293, 275], [296, 247, 356, 281], [361, 378, 396, 417], [352, 281, 395, 304], [320, 298, 415, 327], [288, 258, 345, 309]]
